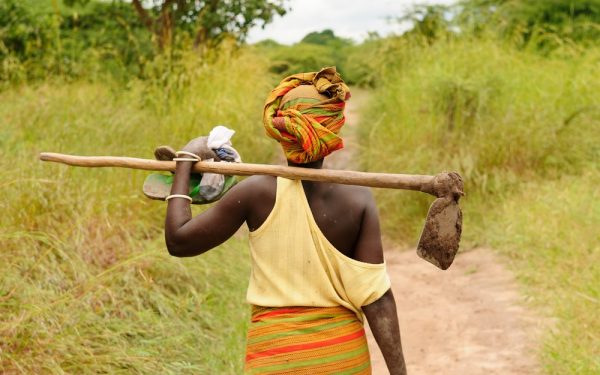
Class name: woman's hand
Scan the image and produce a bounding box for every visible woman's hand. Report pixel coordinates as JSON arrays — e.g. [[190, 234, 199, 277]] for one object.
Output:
[[181, 136, 220, 161], [182, 137, 206, 155]]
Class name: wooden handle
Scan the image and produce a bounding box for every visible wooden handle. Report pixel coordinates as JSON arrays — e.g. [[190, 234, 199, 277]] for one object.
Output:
[[39, 152, 436, 193]]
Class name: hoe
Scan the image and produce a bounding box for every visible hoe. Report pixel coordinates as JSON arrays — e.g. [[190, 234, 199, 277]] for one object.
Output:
[[40, 152, 464, 270]]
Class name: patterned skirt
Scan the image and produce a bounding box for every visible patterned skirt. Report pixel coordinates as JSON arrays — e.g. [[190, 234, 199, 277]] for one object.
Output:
[[244, 305, 371, 374]]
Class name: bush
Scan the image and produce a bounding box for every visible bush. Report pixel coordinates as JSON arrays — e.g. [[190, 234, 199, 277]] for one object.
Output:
[[0, 0, 152, 85]]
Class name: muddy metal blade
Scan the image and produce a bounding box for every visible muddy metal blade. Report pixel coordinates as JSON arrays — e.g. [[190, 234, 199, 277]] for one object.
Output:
[[417, 197, 463, 270]]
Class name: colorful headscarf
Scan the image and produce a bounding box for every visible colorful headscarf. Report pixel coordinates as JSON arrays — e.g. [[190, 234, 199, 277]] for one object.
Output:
[[263, 67, 351, 164]]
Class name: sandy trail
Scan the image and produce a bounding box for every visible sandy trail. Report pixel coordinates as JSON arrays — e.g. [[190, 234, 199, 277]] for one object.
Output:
[[328, 89, 543, 375]]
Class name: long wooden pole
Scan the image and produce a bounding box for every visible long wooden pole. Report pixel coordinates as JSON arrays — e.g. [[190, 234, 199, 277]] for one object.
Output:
[[39, 152, 436, 194]]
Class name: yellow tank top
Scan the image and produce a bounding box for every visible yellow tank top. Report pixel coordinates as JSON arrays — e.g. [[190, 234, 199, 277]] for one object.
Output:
[[246, 177, 391, 321]]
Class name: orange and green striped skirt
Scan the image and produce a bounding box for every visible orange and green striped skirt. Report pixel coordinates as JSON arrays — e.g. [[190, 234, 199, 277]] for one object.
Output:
[[244, 305, 371, 374]]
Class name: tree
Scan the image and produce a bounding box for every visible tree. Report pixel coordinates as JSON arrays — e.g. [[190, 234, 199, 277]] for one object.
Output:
[[301, 29, 336, 45], [400, 5, 452, 44], [458, 0, 600, 46], [130, 0, 288, 50]]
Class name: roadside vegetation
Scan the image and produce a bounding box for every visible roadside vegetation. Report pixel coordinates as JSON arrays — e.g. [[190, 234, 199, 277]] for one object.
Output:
[[1, 1, 277, 370], [359, 1, 600, 373], [0, 49, 274, 373], [1, 0, 598, 373]]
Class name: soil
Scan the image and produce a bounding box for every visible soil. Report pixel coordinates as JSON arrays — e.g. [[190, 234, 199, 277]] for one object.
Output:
[[330, 89, 543, 375], [368, 247, 543, 375]]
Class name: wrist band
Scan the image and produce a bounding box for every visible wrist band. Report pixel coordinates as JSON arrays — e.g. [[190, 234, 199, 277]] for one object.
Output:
[[173, 157, 199, 162], [175, 151, 201, 160], [165, 194, 193, 202]]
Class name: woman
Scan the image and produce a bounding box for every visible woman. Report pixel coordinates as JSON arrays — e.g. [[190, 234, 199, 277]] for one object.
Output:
[[164, 67, 407, 374]]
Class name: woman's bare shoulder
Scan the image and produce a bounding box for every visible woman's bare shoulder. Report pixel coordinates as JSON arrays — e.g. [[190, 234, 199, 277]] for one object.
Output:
[[241, 175, 277, 193], [334, 184, 375, 205]]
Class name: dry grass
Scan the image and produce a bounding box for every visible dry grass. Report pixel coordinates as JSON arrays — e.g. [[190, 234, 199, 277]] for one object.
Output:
[[0, 50, 275, 373]]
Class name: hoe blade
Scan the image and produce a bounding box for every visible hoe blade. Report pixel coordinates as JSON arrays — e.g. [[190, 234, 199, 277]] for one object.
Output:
[[417, 197, 463, 270]]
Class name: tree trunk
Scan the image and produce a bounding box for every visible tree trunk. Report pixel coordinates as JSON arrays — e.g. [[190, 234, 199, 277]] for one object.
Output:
[[131, 0, 176, 51], [157, 5, 173, 50], [193, 26, 208, 49], [193, 0, 220, 50], [131, 0, 153, 31]]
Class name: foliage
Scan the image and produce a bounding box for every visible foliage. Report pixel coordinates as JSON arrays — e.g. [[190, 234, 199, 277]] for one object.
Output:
[[459, 0, 600, 49], [340, 36, 386, 87], [128, 0, 287, 50], [0, 0, 61, 82], [0, 50, 276, 373], [0, 0, 287, 85], [398, 1, 600, 51], [258, 42, 337, 76], [300, 29, 352, 46], [0, 0, 153, 84], [399, 5, 453, 44], [359, 36, 600, 373], [254, 29, 366, 84], [0, 0, 53, 58]]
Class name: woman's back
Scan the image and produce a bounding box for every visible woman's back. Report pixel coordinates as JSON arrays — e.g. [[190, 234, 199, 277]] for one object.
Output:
[[245, 177, 390, 320], [244, 175, 384, 263]]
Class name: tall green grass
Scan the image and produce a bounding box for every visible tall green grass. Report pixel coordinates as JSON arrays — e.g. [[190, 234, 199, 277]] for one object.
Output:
[[483, 174, 600, 374], [0, 50, 275, 373], [361, 37, 600, 239], [359, 37, 600, 373]]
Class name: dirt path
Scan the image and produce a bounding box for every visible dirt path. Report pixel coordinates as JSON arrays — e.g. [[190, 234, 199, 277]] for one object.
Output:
[[330, 89, 543, 375]]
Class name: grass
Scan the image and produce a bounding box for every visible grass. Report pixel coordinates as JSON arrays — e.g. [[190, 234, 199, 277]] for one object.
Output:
[[3, 33, 599, 373], [359, 36, 600, 373], [1, 236, 251, 374], [0, 50, 276, 373], [484, 174, 600, 374]]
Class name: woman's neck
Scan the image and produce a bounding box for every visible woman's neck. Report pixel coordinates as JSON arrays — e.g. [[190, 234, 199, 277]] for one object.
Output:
[[287, 159, 326, 194], [287, 159, 324, 169]]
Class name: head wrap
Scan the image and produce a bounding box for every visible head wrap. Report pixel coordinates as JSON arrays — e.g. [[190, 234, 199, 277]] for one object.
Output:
[[263, 67, 351, 164]]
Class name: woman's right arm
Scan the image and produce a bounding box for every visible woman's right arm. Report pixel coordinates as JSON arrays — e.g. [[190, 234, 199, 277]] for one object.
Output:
[[354, 189, 407, 374], [363, 289, 407, 375]]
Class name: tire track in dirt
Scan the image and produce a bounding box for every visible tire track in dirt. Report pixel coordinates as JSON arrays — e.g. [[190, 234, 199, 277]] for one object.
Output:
[[330, 89, 544, 375]]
